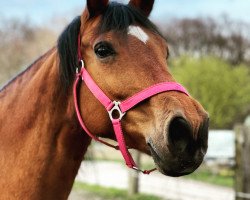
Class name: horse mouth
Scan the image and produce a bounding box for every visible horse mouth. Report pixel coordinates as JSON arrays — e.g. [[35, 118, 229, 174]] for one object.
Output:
[[147, 139, 162, 163], [147, 138, 173, 175], [147, 138, 201, 177]]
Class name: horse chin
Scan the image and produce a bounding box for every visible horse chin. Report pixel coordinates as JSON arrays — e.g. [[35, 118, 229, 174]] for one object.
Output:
[[147, 139, 203, 177], [156, 160, 202, 177]]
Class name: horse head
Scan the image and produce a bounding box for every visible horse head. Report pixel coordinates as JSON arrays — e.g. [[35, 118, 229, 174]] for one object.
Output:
[[59, 0, 209, 177]]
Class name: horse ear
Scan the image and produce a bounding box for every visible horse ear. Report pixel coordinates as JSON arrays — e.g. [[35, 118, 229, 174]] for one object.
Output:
[[129, 0, 155, 17], [86, 0, 109, 18]]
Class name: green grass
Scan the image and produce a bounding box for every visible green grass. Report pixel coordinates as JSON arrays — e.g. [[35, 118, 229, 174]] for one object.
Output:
[[185, 168, 234, 188], [73, 182, 163, 200]]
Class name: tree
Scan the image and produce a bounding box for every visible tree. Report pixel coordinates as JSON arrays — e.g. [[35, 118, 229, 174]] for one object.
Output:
[[170, 56, 250, 129], [0, 17, 57, 87], [160, 17, 250, 66]]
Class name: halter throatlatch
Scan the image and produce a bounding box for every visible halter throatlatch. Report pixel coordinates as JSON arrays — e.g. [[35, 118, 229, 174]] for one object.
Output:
[[74, 34, 189, 174]]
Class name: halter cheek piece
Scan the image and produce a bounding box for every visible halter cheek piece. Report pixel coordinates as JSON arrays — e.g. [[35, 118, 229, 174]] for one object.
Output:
[[74, 35, 189, 174]]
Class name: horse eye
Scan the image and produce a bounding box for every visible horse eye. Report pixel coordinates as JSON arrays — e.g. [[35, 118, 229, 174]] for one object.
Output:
[[94, 42, 115, 59]]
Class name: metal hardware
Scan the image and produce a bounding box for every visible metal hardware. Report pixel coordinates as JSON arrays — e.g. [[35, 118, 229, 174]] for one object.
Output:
[[79, 60, 85, 68], [132, 166, 144, 173], [76, 60, 85, 74], [108, 101, 126, 121]]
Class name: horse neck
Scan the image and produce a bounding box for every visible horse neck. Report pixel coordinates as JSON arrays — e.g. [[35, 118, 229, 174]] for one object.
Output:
[[0, 48, 91, 200]]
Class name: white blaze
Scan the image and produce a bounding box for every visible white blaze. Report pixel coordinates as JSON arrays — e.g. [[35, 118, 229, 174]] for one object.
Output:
[[128, 25, 149, 44]]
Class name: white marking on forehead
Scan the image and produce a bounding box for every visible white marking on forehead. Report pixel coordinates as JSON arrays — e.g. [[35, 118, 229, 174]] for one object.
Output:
[[128, 25, 149, 44]]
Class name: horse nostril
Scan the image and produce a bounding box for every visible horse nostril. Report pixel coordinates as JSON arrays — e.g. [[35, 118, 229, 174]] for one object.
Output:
[[168, 117, 193, 153]]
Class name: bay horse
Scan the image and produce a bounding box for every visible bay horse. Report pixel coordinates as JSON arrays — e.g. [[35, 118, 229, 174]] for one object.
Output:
[[0, 0, 209, 199]]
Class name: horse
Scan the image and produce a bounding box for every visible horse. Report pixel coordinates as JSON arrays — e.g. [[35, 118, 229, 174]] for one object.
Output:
[[0, 0, 209, 199]]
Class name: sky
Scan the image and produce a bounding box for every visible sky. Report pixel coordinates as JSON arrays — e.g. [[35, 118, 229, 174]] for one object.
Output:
[[0, 0, 249, 25]]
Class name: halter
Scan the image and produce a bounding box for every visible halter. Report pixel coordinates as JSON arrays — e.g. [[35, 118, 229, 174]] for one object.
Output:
[[74, 34, 189, 174]]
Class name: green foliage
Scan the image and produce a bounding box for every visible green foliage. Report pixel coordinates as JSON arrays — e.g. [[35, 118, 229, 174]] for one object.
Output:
[[170, 56, 250, 128], [73, 182, 163, 200], [185, 167, 234, 187]]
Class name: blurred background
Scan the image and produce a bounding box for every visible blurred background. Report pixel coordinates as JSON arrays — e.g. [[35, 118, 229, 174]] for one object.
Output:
[[1, 0, 250, 200]]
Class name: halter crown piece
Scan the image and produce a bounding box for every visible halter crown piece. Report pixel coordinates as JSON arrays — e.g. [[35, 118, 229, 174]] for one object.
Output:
[[73, 34, 190, 174]]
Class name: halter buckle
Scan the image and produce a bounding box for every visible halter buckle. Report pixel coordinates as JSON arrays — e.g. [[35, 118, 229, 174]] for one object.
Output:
[[108, 101, 126, 121]]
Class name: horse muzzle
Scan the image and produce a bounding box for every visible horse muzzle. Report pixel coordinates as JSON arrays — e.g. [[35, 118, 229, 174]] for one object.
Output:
[[148, 116, 209, 177]]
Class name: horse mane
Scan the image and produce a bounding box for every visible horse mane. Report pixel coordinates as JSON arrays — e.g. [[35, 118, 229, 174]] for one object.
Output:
[[57, 2, 163, 89], [58, 16, 81, 89]]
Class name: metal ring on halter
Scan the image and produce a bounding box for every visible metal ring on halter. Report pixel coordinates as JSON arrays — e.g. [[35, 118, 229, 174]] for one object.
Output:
[[108, 101, 126, 121], [79, 60, 85, 68], [76, 60, 85, 74]]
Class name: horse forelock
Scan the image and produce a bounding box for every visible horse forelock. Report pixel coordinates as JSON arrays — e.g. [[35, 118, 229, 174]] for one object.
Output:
[[99, 2, 161, 34]]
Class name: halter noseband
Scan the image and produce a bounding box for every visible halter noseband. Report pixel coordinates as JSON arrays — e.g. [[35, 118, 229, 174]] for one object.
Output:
[[73, 34, 189, 174]]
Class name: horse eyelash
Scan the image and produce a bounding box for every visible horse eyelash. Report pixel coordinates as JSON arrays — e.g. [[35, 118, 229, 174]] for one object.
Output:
[[166, 47, 170, 60]]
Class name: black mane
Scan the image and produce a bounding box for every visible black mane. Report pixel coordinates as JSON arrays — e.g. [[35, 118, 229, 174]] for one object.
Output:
[[58, 16, 81, 88], [58, 2, 162, 88]]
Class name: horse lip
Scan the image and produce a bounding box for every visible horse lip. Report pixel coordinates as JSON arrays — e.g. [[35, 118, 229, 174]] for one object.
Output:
[[147, 141, 186, 177], [147, 138, 202, 177], [161, 168, 193, 177], [147, 138, 163, 164]]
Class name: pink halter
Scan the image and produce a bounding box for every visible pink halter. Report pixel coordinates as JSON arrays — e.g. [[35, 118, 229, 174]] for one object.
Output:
[[74, 35, 189, 174]]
